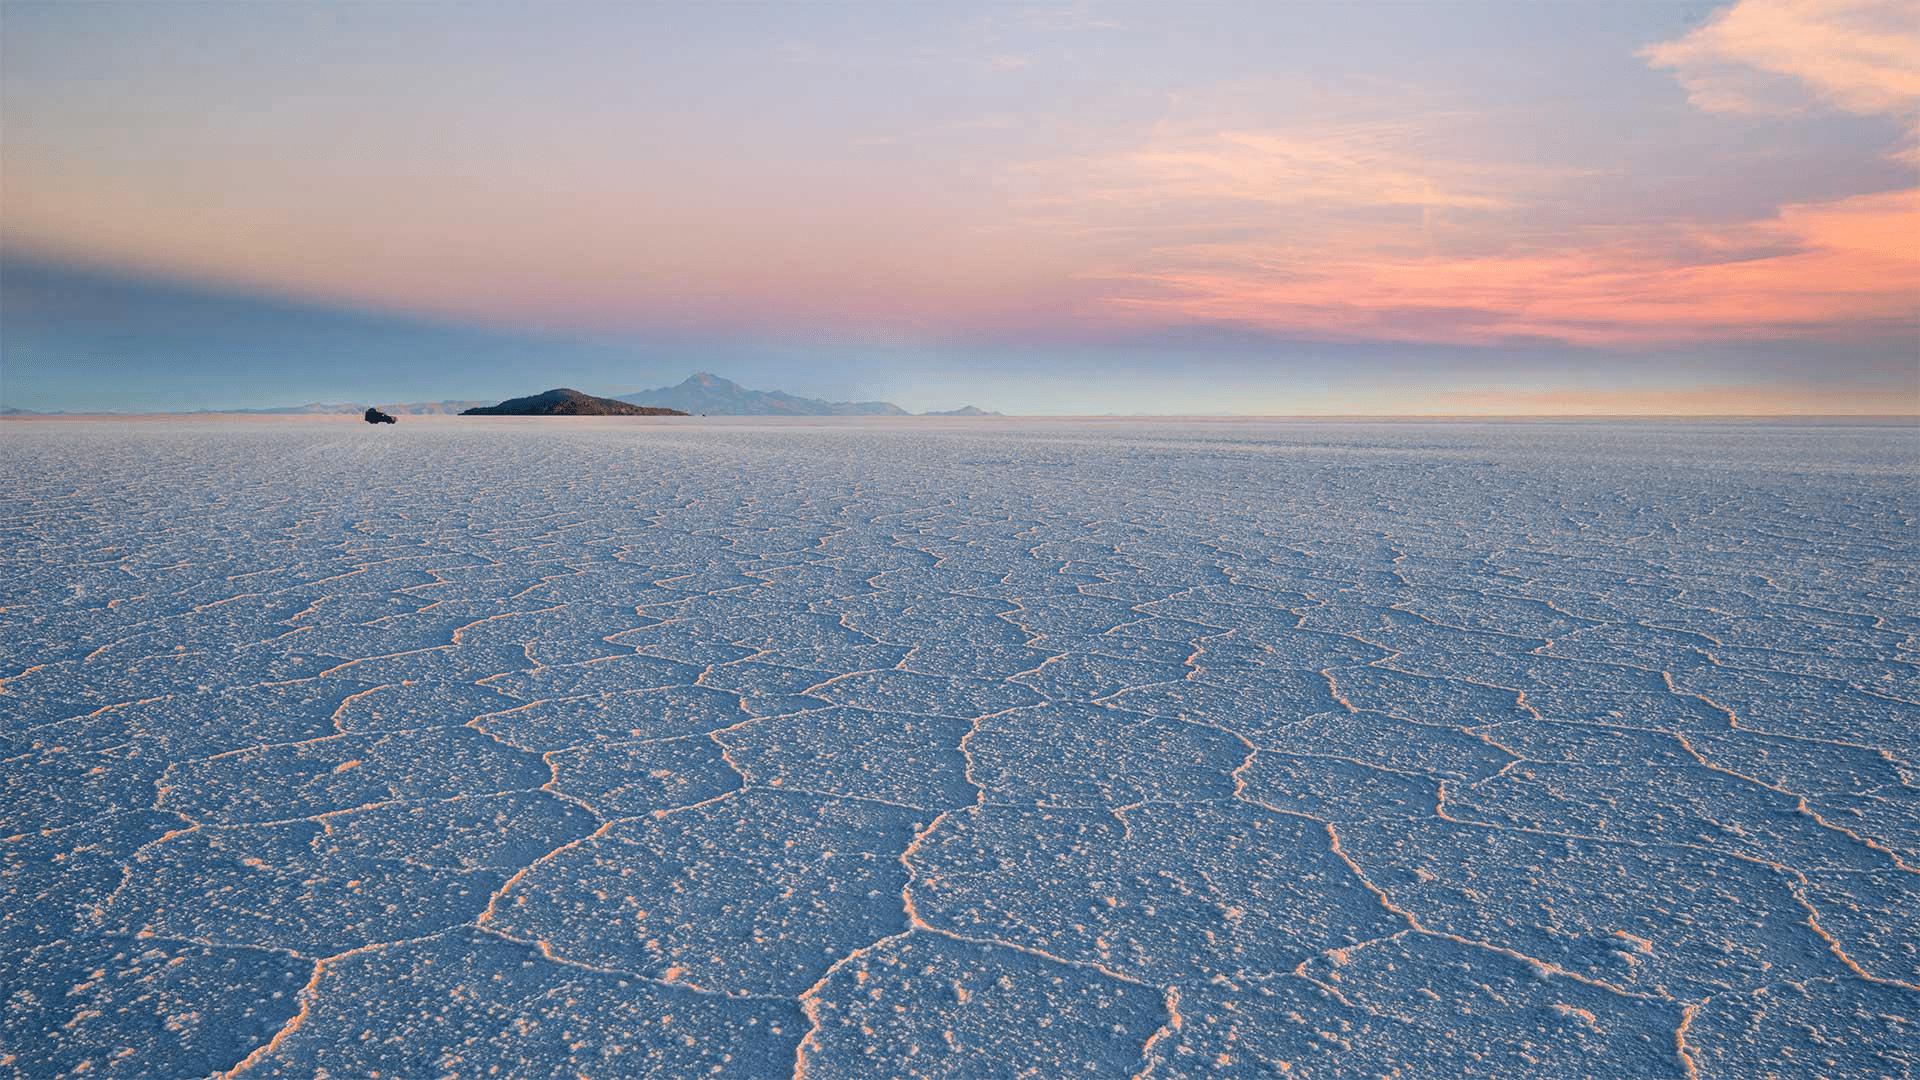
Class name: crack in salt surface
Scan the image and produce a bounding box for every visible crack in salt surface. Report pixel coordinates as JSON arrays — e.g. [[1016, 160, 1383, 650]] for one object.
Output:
[[6, 419, 1915, 1078]]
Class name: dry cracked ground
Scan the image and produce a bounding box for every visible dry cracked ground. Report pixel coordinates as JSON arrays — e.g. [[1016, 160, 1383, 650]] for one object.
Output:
[[1, 418, 1916, 1078]]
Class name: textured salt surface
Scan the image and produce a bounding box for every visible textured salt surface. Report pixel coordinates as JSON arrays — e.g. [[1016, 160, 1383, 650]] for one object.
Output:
[[1, 418, 1915, 1078]]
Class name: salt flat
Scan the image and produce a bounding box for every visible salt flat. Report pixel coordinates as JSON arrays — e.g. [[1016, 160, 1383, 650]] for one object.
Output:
[[2, 417, 1915, 1078]]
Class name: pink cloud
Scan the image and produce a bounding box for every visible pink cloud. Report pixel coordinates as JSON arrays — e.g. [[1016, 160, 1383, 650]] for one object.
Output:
[[1641, 0, 1920, 118], [1046, 2, 1920, 347], [1094, 188, 1920, 345]]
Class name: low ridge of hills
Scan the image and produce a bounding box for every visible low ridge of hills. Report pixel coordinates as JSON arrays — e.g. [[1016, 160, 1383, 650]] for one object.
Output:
[[221, 400, 489, 416], [618, 373, 910, 416], [3, 402, 490, 416], [462, 388, 688, 416]]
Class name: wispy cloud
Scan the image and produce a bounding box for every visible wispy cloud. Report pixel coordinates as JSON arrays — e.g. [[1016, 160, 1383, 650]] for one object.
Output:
[[1641, 0, 1919, 116], [1035, 125, 1527, 212], [1642, 0, 1920, 162]]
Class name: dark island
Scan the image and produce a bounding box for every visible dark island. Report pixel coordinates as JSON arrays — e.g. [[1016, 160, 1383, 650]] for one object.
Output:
[[364, 406, 397, 424], [461, 388, 689, 417]]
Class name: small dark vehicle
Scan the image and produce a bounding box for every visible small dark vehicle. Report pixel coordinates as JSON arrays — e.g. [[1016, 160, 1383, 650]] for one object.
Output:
[[364, 407, 397, 424]]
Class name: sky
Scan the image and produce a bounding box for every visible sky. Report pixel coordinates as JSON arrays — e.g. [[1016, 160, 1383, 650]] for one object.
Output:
[[2, 0, 1916, 415]]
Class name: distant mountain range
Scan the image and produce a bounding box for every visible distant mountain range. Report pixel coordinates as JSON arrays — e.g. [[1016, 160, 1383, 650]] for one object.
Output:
[[2, 373, 1002, 417], [462, 388, 686, 416], [192, 400, 490, 416], [618, 373, 910, 416], [1, 401, 487, 416]]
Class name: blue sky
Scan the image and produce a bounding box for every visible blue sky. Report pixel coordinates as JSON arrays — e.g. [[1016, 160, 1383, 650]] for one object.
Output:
[[3, 1, 1915, 413]]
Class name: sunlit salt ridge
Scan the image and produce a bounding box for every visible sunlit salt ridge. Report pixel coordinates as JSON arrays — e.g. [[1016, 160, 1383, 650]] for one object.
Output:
[[1, 417, 1914, 1077]]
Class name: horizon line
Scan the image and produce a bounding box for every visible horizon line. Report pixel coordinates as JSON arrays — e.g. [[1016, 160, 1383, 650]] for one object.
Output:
[[7, 411, 1915, 423]]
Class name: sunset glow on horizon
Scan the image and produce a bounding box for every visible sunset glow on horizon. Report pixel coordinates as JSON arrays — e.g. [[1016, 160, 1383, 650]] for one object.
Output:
[[3, 0, 1915, 414]]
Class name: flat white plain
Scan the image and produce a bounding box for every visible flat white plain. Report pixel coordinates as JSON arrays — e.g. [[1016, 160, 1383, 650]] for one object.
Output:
[[2, 418, 1915, 1078]]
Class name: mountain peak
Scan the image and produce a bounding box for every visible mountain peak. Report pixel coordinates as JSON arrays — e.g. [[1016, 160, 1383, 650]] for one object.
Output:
[[923, 404, 1000, 416], [620, 374, 908, 416]]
